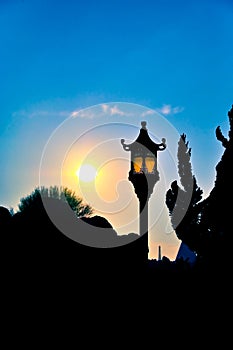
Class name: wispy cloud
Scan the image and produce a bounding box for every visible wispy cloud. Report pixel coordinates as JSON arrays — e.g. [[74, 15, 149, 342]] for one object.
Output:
[[141, 110, 156, 117], [101, 104, 131, 116], [12, 110, 70, 119], [15, 103, 184, 121], [101, 104, 109, 113], [71, 104, 128, 119], [156, 104, 184, 116], [70, 110, 96, 119]]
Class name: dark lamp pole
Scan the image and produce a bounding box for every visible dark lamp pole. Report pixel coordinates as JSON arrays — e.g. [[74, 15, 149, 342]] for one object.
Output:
[[121, 121, 166, 257]]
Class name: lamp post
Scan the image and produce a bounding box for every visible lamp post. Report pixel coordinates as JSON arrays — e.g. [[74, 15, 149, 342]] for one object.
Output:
[[121, 121, 166, 259]]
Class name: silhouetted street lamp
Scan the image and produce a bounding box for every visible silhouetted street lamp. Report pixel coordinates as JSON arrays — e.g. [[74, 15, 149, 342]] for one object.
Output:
[[121, 121, 166, 257]]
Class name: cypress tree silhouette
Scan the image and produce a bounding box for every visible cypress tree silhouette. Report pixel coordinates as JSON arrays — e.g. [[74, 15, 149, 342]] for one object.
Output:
[[166, 133, 203, 254]]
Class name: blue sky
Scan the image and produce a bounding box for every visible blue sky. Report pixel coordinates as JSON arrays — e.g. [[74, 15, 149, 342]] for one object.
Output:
[[0, 0, 232, 258]]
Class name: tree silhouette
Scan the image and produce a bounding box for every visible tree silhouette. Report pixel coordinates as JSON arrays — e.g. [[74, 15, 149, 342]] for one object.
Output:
[[165, 105, 233, 274], [166, 133, 203, 253], [18, 185, 93, 218], [198, 105, 233, 265]]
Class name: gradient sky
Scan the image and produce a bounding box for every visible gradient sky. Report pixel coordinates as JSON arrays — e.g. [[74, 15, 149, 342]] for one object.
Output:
[[1, 0, 233, 260]]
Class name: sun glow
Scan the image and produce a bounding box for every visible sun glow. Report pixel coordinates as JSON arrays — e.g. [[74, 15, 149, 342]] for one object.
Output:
[[76, 164, 97, 182]]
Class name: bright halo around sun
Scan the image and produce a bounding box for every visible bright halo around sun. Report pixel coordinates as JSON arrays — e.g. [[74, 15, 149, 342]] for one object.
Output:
[[76, 164, 97, 183]]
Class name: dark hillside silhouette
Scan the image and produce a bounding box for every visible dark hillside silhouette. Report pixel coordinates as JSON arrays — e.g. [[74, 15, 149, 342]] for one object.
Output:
[[7, 187, 148, 283]]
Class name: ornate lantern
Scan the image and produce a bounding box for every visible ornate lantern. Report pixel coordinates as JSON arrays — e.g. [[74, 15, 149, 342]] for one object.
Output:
[[121, 121, 166, 244]]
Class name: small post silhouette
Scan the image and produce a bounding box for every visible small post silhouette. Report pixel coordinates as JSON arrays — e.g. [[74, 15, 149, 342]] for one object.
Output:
[[158, 245, 162, 261]]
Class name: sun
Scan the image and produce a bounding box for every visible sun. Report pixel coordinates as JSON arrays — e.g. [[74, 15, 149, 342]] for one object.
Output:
[[76, 164, 97, 182]]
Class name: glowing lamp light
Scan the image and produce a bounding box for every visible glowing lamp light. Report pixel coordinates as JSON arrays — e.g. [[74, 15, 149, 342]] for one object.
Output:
[[132, 152, 156, 174], [121, 121, 165, 177]]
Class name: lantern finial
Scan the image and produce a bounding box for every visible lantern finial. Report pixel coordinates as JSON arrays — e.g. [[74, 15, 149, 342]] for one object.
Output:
[[141, 121, 147, 130]]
